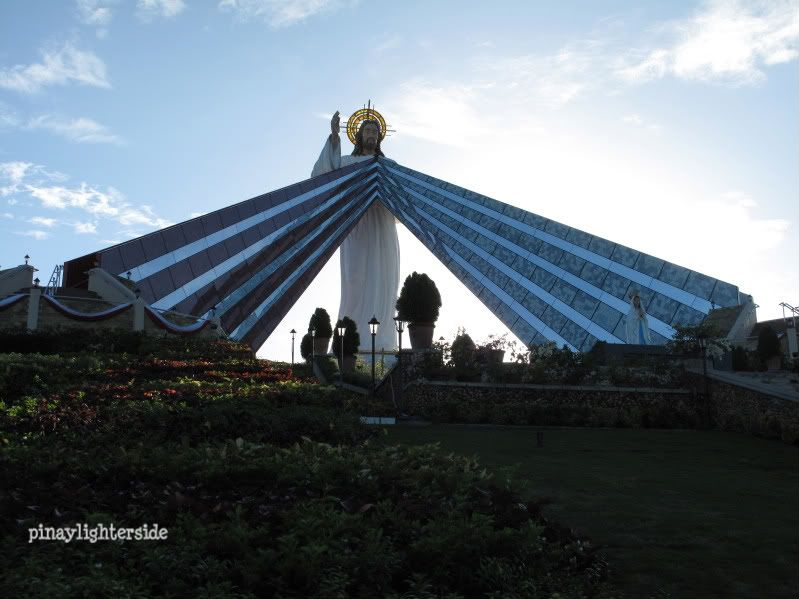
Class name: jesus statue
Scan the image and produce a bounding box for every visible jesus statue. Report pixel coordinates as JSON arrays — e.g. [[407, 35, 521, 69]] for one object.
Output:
[[311, 110, 400, 353]]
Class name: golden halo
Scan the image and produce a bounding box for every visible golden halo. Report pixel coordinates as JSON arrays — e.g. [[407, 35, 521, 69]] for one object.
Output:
[[346, 107, 387, 145]]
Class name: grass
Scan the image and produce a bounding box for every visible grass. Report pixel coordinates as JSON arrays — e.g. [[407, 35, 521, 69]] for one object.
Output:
[[383, 425, 799, 599]]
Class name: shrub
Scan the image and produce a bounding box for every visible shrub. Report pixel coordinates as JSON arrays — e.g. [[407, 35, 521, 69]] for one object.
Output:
[[332, 317, 360, 359], [395, 272, 442, 324], [450, 328, 476, 370], [731, 345, 750, 371], [300, 333, 313, 361], [757, 326, 781, 363], [308, 307, 333, 339]]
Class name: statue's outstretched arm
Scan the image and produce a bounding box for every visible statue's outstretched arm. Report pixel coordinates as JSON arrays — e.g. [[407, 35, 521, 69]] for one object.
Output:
[[311, 111, 342, 177]]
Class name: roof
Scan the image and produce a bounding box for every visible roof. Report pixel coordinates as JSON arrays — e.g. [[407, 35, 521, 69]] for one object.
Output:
[[702, 304, 745, 337]]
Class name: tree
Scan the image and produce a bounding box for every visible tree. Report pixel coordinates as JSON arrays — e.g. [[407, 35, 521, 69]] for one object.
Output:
[[395, 272, 442, 324], [308, 307, 333, 338], [300, 333, 313, 362], [332, 317, 360, 359], [756, 326, 781, 364]]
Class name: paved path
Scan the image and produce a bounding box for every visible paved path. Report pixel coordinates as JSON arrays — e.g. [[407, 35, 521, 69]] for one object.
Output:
[[700, 367, 799, 402]]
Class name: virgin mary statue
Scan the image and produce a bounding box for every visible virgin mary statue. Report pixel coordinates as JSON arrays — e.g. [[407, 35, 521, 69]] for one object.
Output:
[[625, 291, 652, 345], [311, 111, 400, 353]]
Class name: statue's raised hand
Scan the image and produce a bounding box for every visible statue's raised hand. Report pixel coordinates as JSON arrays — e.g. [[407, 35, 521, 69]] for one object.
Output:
[[330, 111, 340, 139]]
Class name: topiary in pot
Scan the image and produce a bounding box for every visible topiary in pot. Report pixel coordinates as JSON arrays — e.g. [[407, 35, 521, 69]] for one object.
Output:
[[308, 307, 333, 355], [332, 316, 360, 373], [395, 272, 442, 349]]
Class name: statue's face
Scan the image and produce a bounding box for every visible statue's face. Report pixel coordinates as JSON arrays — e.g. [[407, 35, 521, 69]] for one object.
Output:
[[633, 296, 641, 308], [361, 122, 380, 152]]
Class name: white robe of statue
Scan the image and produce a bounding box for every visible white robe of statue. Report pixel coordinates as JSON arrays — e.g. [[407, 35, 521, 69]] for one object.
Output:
[[312, 134, 400, 352], [625, 294, 652, 345]]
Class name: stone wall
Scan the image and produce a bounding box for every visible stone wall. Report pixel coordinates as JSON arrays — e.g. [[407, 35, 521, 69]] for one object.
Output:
[[404, 382, 699, 429], [37, 300, 135, 332], [0, 296, 29, 326], [0, 293, 220, 340], [400, 377, 799, 445], [691, 373, 799, 445]]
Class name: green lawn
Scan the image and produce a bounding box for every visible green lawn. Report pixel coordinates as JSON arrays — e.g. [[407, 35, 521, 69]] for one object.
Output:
[[383, 425, 799, 599]]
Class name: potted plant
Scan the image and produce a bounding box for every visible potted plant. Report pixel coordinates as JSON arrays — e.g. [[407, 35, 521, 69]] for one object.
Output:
[[332, 316, 360, 373], [477, 333, 510, 365], [395, 272, 442, 349], [308, 307, 333, 355]]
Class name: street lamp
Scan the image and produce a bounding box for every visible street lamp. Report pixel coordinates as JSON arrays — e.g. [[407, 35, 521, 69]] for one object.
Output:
[[394, 316, 405, 413], [24, 254, 30, 265], [290, 329, 296, 366], [337, 323, 346, 384], [394, 316, 405, 353], [311, 328, 316, 363], [697, 332, 711, 426], [369, 316, 380, 394]]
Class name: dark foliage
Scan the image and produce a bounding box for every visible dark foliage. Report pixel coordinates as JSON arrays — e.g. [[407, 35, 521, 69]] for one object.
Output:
[[395, 272, 442, 324], [332, 316, 360, 358], [307, 307, 333, 339], [757, 326, 781, 362]]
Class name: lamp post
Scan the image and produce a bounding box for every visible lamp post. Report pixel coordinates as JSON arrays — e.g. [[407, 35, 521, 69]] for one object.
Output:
[[394, 316, 405, 413], [290, 329, 296, 366], [311, 328, 316, 364], [337, 323, 346, 384], [369, 316, 380, 395], [24, 254, 30, 265], [697, 332, 711, 427]]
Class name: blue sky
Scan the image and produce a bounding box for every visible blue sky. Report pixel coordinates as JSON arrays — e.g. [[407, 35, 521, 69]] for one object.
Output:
[[1, 0, 797, 359]]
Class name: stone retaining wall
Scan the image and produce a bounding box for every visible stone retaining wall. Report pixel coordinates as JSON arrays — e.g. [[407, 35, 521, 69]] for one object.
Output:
[[402, 378, 799, 445], [696, 374, 799, 444], [404, 382, 699, 429]]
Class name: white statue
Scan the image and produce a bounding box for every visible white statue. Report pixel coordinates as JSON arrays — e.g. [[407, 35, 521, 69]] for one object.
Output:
[[311, 110, 400, 352], [625, 291, 652, 345]]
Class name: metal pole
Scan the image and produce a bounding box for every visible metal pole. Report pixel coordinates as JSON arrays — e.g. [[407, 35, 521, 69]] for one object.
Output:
[[397, 325, 403, 413], [702, 344, 711, 427], [340, 334, 344, 385], [371, 332, 376, 396]]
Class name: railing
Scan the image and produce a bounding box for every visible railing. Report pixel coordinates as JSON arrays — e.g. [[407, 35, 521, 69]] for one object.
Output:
[[779, 302, 798, 327], [52, 293, 216, 326], [45, 264, 63, 296]]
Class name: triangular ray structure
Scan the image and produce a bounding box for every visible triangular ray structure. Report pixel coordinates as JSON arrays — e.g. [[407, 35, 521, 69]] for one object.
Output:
[[64, 157, 744, 351]]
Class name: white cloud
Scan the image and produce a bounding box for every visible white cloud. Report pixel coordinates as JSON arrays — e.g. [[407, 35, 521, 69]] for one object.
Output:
[[0, 161, 35, 197], [1, 212, 13, 219], [189, 211, 206, 218], [617, 0, 799, 85], [0, 42, 110, 93], [77, 0, 114, 26], [29, 216, 57, 227], [16, 230, 50, 240], [622, 113, 663, 134], [375, 34, 402, 54], [137, 0, 186, 20], [384, 80, 493, 148], [0, 101, 20, 128], [0, 162, 173, 237], [27, 115, 123, 144], [74, 221, 98, 234], [219, 0, 355, 27]]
